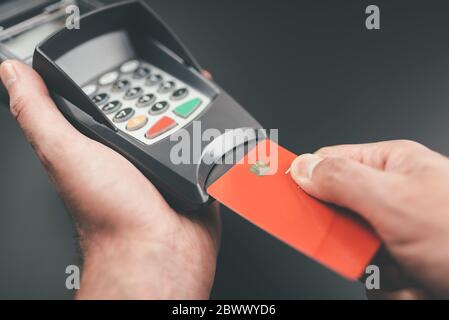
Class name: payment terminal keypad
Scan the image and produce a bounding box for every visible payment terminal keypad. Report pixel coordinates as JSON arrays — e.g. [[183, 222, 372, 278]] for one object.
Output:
[[81, 59, 211, 145]]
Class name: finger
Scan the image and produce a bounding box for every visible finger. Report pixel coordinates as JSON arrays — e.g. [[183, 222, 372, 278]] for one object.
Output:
[[201, 69, 213, 80], [0, 60, 86, 165], [315, 140, 430, 170], [290, 153, 393, 222]]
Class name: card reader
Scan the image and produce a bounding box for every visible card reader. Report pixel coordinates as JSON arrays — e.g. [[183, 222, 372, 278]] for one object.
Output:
[[28, 0, 263, 210]]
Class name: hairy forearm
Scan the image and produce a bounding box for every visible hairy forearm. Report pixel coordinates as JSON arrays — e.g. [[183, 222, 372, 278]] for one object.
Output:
[[76, 234, 214, 300]]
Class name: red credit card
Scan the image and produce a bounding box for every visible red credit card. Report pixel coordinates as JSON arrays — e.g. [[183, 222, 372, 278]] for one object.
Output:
[[207, 139, 380, 280]]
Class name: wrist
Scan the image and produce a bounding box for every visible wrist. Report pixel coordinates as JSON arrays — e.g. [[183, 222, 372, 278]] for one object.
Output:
[[76, 229, 215, 299]]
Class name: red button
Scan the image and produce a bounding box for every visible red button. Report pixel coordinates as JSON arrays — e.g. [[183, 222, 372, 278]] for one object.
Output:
[[145, 116, 178, 139]]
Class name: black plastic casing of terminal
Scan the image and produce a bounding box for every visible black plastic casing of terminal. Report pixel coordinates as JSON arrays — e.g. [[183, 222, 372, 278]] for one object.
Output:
[[32, 0, 263, 211]]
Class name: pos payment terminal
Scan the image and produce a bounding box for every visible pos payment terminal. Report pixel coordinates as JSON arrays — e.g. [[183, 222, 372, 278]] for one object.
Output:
[[1, 0, 380, 279], [6, 0, 262, 210]]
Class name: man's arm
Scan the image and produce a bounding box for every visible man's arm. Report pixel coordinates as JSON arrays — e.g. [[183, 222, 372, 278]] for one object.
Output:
[[0, 60, 220, 300]]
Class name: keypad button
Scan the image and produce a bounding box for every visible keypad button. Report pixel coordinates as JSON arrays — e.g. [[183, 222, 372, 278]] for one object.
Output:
[[102, 100, 122, 114], [126, 115, 148, 132], [136, 94, 156, 108], [145, 116, 177, 139], [91, 93, 109, 105], [112, 79, 131, 92], [158, 81, 176, 94], [99, 71, 119, 85], [120, 60, 139, 73], [146, 74, 163, 87], [113, 108, 135, 123], [173, 98, 202, 118], [82, 84, 97, 97], [124, 87, 143, 100], [133, 67, 150, 79], [171, 88, 189, 101], [149, 101, 169, 115]]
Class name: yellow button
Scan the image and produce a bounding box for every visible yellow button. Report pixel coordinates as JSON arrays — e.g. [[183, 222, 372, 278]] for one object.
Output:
[[126, 115, 148, 131]]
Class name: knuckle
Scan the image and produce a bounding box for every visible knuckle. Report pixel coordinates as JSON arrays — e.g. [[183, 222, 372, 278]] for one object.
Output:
[[9, 94, 28, 121], [387, 140, 430, 168], [315, 146, 333, 156], [392, 139, 427, 153]]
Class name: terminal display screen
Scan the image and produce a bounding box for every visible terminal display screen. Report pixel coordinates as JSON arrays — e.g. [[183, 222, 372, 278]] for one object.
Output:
[[1, 17, 65, 60]]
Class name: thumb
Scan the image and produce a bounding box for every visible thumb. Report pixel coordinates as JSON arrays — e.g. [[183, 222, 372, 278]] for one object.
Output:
[[0, 60, 86, 166], [290, 153, 390, 222]]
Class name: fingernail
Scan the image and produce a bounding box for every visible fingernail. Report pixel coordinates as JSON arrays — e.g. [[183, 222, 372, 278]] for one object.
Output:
[[290, 153, 323, 184], [0, 61, 17, 89]]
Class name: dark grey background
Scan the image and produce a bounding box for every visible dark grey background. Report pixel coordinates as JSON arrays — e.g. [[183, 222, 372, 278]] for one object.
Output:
[[1, 0, 449, 299]]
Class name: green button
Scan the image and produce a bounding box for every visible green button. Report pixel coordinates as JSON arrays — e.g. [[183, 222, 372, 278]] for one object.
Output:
[[173, 98, 202, 118]]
